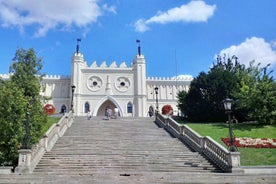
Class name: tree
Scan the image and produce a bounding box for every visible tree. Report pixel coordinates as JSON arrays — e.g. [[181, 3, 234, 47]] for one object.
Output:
[[178, 57, 243, 122], [10, 48, 43, 98], [9, 48, 47, 146], [180, 72, 211, 121], [176, 90, 187, 114], [0, 80, 26, 167], [233, 61, 276, 124], [0, 48, 47, 168], [177, 55, 276, 124]]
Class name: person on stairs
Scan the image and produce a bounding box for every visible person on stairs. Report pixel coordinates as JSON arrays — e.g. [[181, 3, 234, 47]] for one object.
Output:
[[87, 110, 92, 120]]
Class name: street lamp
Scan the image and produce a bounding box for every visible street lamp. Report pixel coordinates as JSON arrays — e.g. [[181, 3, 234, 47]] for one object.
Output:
[[23, 111, 30, 149], [223, 98, 237, 152], [154, 87, 159, 113], [71, 85, 76, 112]]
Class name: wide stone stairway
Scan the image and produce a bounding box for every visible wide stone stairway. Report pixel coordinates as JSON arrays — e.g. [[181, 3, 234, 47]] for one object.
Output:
[[1, 117, 275, 183]]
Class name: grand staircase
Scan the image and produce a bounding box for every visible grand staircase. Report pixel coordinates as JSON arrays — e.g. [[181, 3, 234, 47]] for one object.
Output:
[[35, 117, 218, 174], [1, 117, 275, 183]]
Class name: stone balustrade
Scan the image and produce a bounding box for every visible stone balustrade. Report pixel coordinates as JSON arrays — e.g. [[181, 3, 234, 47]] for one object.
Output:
[[16, 111, 74, 173], [155, 113, 241, 172]]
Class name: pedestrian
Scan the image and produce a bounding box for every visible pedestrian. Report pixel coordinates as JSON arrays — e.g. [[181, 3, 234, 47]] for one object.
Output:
[[148, 108, 153, 118], [114, 107, 119, 119], [87, 110, 92, 120], [107, 108, 112, 120], [233, 115, 238, 124]]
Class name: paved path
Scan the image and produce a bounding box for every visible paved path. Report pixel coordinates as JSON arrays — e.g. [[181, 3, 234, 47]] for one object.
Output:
[[0, 117, 275, 183]]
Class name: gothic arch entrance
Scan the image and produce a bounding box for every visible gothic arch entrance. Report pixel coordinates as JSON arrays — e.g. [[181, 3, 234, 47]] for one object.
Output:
[[97, 100, 116, 116], [93, 96, 123, 117]]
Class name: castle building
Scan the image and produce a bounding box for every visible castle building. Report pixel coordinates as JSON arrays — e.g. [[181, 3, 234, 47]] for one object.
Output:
[[1, 44, 193, 117]]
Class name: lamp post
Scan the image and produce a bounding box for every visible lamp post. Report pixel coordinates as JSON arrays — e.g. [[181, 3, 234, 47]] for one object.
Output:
[[23, 111, 30, 149], [223, 98, 237, 152], [71, 85, 76, 113], [154, 87, 159, 114]]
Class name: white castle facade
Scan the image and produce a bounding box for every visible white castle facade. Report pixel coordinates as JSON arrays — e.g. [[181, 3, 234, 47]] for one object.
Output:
[[1, 48, 193, 117]]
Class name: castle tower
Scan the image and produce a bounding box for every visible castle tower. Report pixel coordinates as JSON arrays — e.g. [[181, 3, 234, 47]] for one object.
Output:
[[71, 39, 86, 115], [133, 41, 147, 117]]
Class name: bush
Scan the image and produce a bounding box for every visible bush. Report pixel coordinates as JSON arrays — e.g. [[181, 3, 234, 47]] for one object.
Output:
[[162, 105, 173, 115]]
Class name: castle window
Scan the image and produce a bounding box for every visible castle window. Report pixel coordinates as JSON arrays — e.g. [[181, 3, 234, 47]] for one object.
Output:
[[120, 81, 125, 87], [61, 105, 67, 113], [93, 81, 98, 86], [85, 102, 90, 113], [127, 102, 133, 113]]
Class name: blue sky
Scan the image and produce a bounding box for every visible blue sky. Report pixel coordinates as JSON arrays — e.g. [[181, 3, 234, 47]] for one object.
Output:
[[0, 0, 276, 79]]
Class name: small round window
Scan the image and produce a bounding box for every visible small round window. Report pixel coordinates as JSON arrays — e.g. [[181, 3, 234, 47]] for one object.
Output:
[[93, 81, 98, 86], [120, 82, 125, 87], [115, 76, 130, 92], [87, 76, 103, 92]]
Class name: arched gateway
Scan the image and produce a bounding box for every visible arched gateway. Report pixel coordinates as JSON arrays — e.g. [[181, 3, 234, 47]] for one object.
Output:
[[93, 96, 124, 117]]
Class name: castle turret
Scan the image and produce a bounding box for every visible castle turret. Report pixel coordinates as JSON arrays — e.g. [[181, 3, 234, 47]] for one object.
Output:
[[133, 41, 147, 117], [71, 38, 86, 115]]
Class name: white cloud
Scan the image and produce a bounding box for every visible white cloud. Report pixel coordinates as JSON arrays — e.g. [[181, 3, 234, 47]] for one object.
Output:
[[218, 37, 276, 67], [0, 0, 116, 37], [102, 4, 117, 14], [134, 0, 216, 32], [271, 40, 276, 49], [134, 19, 150, 32]]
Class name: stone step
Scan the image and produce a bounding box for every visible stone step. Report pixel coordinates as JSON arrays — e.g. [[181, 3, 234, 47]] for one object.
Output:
[[1, 172, 275, 184], [35, 159, 215, 166], [33, 117, 220, 177]]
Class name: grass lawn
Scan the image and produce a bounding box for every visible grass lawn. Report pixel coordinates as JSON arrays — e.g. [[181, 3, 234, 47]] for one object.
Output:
[[40, 115, 62, 136], [179, 121, 276, 166]]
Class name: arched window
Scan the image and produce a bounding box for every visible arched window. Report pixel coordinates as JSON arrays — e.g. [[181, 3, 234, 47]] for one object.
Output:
[[148, 106, 154, 117], [61, 105, 67, 113], [127, 102, 133, 113], [85, 102, 90, 113]]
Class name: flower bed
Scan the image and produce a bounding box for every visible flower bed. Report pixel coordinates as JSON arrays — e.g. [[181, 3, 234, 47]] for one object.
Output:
[[221, 137, 276, 148]]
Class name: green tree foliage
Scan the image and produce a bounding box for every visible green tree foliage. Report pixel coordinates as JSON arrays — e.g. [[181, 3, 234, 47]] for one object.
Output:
[[178, 55, 276, 124], [9, 48, 47, 146], [176, 90, 187, 113], [0, 48, 47, 167], [9, 48, 43, 97], [0, 80, 26, 166], [233, 61, 276, 124], [179, 57, 242, 122]]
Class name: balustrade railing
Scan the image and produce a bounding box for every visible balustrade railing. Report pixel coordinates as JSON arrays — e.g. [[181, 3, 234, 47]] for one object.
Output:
[[155, 113, 240, 172], [16, 111, 74, 173]]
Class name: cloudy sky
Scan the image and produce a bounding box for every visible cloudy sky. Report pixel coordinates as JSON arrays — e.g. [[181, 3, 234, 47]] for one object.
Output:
[[0, 0, 276, 78]]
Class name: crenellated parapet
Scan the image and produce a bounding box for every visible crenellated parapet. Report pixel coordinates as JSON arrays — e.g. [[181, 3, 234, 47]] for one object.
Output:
[[88, 61, 130, 69], [43, 75, 71, 79], [147, 75, 193, 82], [0, 74, 71, 80]]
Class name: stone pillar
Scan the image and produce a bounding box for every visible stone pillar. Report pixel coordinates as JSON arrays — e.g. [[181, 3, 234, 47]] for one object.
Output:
[[229, 152, 243, 173], [16, 149, 32, 173], [179, 126, 184, 135], [200, 137, 206, 154]]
